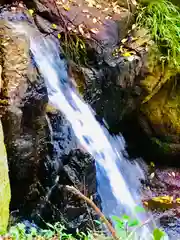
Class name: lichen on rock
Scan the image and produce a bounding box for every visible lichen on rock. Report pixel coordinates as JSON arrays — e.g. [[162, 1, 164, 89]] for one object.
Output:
[[140, 75, 180, 156]]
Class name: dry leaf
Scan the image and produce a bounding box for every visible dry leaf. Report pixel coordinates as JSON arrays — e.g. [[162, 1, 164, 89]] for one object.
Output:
[[152, 196, 173, 204], [150, 162, 155, 167], [122, 51, 134, 57], [103, 7, 109, 12], [121, 38, 128, 44], [18, 2, 24, 8], [78, 24, 85, 35], [119, 46, 123, 52], [90, 28, 99, 34], [52, 23, 57, 29], [63, 5, 70, 11], [92, 18, 97, 23], [105, 16, 111, 19], [85, 0, 96, 7], [149, 172, 155, 180], [82, 9, 89, 13], [96, 4, 102, 9], [67, 26, 72, 31], [132, 24, 136, 30], [143, 201, 148, 206], [28, 9, 34, 16], [84, 32, 91, 38]]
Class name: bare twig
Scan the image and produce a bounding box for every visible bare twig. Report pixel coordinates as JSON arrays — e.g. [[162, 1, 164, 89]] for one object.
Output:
[[65, 185, 119, 240]]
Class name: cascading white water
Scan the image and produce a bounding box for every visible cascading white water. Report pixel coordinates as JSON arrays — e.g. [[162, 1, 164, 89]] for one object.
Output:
[[9, 21, 157, 239]]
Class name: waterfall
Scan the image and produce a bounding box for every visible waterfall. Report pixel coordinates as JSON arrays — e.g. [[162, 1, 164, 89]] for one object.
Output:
[[9, 21, 155, 238]]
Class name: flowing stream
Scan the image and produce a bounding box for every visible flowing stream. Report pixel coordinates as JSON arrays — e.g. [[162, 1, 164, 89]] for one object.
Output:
[[9, 21, 158, 239]]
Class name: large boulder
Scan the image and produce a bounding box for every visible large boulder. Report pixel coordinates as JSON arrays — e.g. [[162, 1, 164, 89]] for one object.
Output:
[[32, 146, 101, 231], [0, 11, 100, 232], [133, 43, 180, 162], [0, 19, 51, 214], [139, 74, 180, 160]]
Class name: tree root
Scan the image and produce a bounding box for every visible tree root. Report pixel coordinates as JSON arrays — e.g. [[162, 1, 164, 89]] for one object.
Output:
[[65, 185, 119, 240]]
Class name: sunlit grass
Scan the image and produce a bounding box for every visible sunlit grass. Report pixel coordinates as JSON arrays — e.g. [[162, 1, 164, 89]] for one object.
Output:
[[136, 0, 180, 69]]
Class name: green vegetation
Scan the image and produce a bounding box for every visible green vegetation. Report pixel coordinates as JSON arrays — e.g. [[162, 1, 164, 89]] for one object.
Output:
[[3, 216, 165, 240], [2, 205, 166, 240], [60, 32, 88, 66], [136, 0, 180, 70]]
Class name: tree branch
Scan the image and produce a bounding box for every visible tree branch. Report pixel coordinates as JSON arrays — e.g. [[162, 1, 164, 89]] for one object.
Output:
[[65, 185, 119, 240]]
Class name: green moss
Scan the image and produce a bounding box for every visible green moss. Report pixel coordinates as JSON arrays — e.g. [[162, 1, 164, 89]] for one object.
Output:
[[151, 137, 172, 154]]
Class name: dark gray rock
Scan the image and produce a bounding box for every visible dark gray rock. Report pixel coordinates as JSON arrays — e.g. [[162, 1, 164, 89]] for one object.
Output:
[[0, 15, 101, 232], [31, 149, 101, 232]]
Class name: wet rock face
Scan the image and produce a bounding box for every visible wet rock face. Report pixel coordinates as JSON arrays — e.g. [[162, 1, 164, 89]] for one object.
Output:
[[33, 149, 101, 231], [79, 55, 143, 132], [0, 21, 50, 214]]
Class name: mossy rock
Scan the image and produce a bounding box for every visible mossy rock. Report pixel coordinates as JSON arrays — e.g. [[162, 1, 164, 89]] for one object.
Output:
[[0, 120, 11, 234], [139, 74, 180, 157]]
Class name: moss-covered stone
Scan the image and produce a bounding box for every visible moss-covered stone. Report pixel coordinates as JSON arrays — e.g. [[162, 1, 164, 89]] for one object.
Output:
[[139, 70, 180, 156], [0, 120, 10, 234]]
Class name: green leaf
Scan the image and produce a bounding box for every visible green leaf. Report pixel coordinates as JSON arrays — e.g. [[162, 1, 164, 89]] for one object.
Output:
[[9, 226, 20, 239], [27, 234, 33, 240], [46, 222, 55, 229], [128, 219, 140, 227], [112, 216, 124, 224], [153, 228, 165, 240], [115, 228, 127, 239], [30, 227, 37, 236], [134, 205, 146, 213], [122, 215, 130, 220], [93, 220, 101, 225], [17, 223, 26, 231], [112, 216, 124, 230]]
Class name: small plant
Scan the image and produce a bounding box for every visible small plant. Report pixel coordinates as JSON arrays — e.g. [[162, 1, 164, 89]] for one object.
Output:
[[136, 0, 180, 70], [112, 214, 165, 240], [60, 32, 88, 66], [8, 223, 38, 240], [4, 212, 166, 240]]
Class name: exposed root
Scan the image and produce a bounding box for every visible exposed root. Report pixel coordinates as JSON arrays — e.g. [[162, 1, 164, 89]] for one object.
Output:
[[65, 185, 119, 240]]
